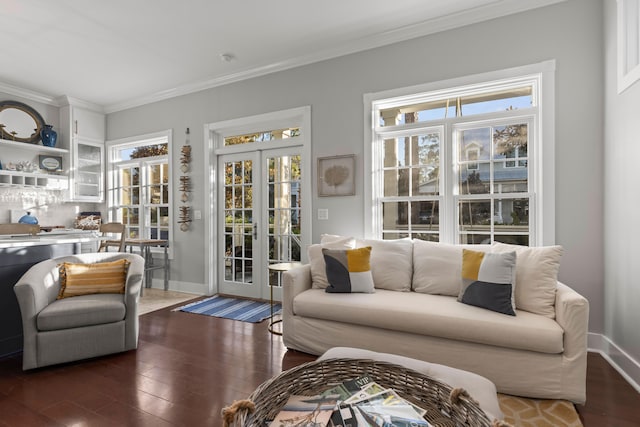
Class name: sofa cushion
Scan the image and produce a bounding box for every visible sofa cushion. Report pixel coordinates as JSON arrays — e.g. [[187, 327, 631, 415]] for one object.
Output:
[[293, 289, 563, 354], [412, 240, 491, 296], [458, 249, 516, 316], [323, 246, 375, 293], [38, 293, 126, 331], [309, 235, 356, 289], [492, 242, 562, 318], [355, 238, 413, 291], [57, 259, 130, 299]]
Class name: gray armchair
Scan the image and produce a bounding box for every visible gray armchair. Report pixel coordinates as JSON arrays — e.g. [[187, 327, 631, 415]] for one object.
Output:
[[13, 252, 144, 370]]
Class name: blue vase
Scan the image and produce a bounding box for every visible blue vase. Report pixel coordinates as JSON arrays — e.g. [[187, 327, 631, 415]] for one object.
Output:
[[41, 124, 57, 147], [19, 212, 38, 225]]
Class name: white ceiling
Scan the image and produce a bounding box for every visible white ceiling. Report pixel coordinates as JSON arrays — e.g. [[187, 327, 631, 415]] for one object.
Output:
[[0, 0, 564, 112]]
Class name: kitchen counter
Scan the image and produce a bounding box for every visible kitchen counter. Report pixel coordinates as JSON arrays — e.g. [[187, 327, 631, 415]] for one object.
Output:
[[0, 229, 98, 249]]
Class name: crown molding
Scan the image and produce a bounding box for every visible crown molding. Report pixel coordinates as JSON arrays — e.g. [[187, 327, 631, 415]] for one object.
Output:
[[0, 83, 105, 113], [104, 0, 566, 113], [4, 0, 566, 114], [0, 81, 59, 106], [55, 95, 105, 113]]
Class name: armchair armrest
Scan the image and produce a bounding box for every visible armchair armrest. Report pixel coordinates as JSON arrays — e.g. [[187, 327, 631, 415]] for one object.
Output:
[[124, 254, 144, 314], [14, 259, 62, 321], [13, 259, 61, 370]]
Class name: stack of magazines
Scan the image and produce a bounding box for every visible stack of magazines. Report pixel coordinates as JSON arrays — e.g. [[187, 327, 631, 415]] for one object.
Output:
[[268, 375, 431, 427]]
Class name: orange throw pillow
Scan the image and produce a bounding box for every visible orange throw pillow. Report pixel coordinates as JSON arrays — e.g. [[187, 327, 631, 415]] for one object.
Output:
[[57, 259, 130, 299]]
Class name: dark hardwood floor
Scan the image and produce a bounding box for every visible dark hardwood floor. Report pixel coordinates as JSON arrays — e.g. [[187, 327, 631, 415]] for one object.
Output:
[[1, 298, 639, 426]]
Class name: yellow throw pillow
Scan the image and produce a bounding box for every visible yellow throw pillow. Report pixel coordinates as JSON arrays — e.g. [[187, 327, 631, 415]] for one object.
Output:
[[322, 246, 375, 293], [458, 249, 517, 315], [57, 259, 130, 299]]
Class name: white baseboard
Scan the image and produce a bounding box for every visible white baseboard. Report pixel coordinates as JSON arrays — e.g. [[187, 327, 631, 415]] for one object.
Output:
[[588, 332, 640, 394], [148, 278, 208, 295]]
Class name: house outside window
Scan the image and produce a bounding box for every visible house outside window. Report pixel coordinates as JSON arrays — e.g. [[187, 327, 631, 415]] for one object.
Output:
[[365, 62, 555, 246], [106, 131, 172, 246]]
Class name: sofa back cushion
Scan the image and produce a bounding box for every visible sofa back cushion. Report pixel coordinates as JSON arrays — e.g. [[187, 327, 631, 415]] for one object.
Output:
[[491, 242, 562, 318], [412, 240, 491, 296], [356, 238, 413, 291]]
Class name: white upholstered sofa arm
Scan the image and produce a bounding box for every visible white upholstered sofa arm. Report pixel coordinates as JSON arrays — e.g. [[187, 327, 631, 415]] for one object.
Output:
[[555, 281, 589, 355], [554, 281, 589, 404], [282, 264, 311, 346]]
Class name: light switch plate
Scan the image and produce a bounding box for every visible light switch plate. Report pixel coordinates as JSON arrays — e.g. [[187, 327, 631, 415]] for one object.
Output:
[[318, 209, 329, 220], [194, 210, 202, 220]]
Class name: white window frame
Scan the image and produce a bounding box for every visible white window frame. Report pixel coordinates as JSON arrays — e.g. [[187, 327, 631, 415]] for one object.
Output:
[[618, 0, 640, 93], [364, 61, 556, 246], [106, 130, 173, 257]]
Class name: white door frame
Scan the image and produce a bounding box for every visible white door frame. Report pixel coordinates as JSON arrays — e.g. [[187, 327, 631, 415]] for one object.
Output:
[[204, 106, 312, 297]]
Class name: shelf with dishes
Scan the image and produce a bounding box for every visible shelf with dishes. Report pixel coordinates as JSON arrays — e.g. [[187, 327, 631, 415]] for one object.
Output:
[[0, 170, 68, 189], [0, 136, 70, 191]]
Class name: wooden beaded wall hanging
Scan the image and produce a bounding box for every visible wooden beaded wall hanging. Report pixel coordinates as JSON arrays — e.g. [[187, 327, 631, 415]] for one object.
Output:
[[179, 128, 192, 231]]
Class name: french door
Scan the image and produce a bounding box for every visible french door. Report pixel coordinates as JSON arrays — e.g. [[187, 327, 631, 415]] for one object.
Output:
[[218, 148, 303, 301]]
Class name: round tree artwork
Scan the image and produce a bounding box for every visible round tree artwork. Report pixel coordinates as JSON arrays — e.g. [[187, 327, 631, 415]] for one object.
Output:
[[319, 155, 354, 196]]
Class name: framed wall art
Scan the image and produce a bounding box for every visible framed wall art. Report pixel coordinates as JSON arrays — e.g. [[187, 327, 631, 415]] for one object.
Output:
[[317, 154, 355, 197], [38, 155, 63, 172]]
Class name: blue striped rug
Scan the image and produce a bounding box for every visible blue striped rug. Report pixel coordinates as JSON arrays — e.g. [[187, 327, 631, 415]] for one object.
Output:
[[174, 295, 281, 323]]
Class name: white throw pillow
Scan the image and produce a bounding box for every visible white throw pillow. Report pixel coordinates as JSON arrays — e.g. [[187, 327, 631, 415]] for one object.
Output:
[[308, 235, 356, 289], [320, 234, 353, 244], [356, 238, 413, 291], [412, 240, 491, 296], [491, 242, 563, 318]]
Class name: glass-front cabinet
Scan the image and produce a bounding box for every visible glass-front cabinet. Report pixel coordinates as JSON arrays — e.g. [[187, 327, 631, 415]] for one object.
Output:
[[72, 139, 104, 201], [60, 103, 106, 202]]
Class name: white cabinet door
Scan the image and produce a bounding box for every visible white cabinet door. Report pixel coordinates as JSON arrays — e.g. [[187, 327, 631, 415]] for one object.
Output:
[[73, 108, 105, 142]]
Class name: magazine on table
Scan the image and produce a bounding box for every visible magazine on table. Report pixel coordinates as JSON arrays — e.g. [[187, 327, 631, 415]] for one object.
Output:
[[343, 382, 386, 404], [269, 394, 340, 427], [320, 377, 430, 427], [348, 389, 425, 418], [322, 375, 374, 400]]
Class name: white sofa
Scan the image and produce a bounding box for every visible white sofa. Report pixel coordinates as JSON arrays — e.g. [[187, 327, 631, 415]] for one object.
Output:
[[282, 237, 589, 404]]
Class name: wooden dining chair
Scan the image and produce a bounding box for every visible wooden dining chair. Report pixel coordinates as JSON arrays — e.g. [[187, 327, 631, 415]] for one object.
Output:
[[0, 223, 40, 236], [97, 222, 126, 252]]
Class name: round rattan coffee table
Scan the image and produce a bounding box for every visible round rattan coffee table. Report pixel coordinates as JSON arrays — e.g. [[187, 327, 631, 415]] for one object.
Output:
[[224, 358, 492, 427]]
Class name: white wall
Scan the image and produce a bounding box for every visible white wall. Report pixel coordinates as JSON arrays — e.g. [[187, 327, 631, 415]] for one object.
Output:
[[603, 0, 640, 379], [107, 0, 605, 332]]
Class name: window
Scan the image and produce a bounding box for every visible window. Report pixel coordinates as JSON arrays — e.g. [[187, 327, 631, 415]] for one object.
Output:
[[366, 62, 555, 246], [224, 127, 300, 146], [618, 0, 640, 93], [106, 131, 172, 244]]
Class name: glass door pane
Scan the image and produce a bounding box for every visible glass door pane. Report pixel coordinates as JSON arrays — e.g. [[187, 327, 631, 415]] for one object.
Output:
[[267, 154, 302, 290], [218, 149, 304, 301], [219, 153, 259, 299]]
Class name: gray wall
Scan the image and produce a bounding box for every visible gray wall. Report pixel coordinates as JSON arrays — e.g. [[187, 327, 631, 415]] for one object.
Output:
[[604, 1, 640, 367], [107, 0, 605, 332]]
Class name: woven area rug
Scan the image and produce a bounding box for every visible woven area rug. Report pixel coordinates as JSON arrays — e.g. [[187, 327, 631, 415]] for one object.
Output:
[[138, 288, 199, 315], [498, 394, 583, 426], [174, 295, 281, 323]]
